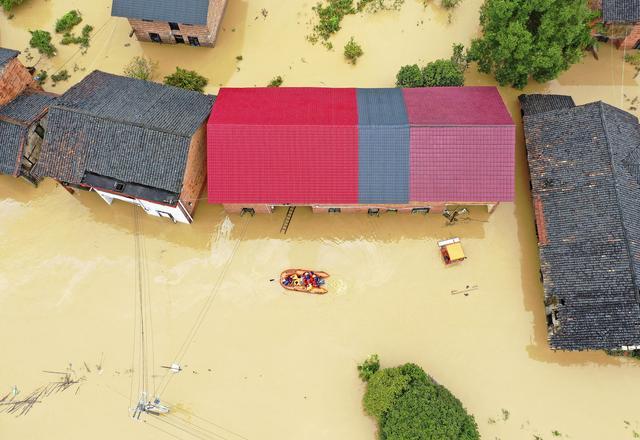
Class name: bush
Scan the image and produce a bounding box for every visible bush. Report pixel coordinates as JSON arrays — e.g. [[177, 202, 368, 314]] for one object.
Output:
[[310, 0, 355, 42], [123, 56, 158, 81], [163, 67, 208, 92], [268, 75, 283, 87], [51, 70, 70, 84], [360, 358, 479, 440], [29, 30, 56, 57], [422, 59, 464, 86], [441, 0, 462, 8], [0, 0, 24, 12], [357, 354, 380, 381], [55, 10, 82, 33], [343, 37, 363, 64], [61, 25, 93, 48], [35, 70, 47, 85], [468, 0, 596, 89], [395, 64, 423, 87]]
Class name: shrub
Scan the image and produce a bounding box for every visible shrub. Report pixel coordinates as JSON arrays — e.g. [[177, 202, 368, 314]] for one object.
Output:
[[61, 25, 93, 48], [343, 37, 363, 64], [55, 10, 82, 33], [163, 67, 208, 92], [29, 30, 56, 57], [468, 0, 596, 89], [35, 70, 47, 85], [360, 359, 479, 440], [123, 56, 158, 81], [0, 0, 24, 12], [357, 354, 380, 381], [363, 367, 411, 419], [395, 64, 423, 87], [422, 59, 464, 86], [441, 0, 462, 8], [310, 0, 355, 42], [268, 75, 283, 87], [51, 70, 70, 83]]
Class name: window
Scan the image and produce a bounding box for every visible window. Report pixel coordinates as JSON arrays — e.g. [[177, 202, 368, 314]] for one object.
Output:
[[142, 19, 153, 22], [367, 208, 380, 216], [113, 182, 125, 192], [149, 32, 162, 43], [188, 36, 200, 46], [34, 124, 45, 139], [328, 208, 341, 213], [386, 208, 398, 213], [169, 22, 180, 31], [241, 208, 256, 217], [174, 34, 185, 44], [411, 207, 430, 214]]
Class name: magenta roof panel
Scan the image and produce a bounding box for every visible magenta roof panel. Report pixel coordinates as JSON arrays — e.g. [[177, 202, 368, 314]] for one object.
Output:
[[403, 87, 513, 126], [410, 126, 515, 202], [208, 88, 359, 204]]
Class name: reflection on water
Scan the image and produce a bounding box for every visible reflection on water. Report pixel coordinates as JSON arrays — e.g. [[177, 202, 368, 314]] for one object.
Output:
[[1, 1, 640, 439]]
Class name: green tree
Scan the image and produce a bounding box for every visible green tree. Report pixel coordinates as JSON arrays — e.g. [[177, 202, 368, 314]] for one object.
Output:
[[123, 56, 158, 81], [395, 64, 423, 87], [29, 30, 56, 57], [163, 67, 208, 92], [422, 59, 464, 86], [0, 0, 25, 12], [343, 37, 364, 64], [357, 354, 380, 382], [468, 0, 595, 89], [363, 367, 411, 419], [55, 10, 82, 33]]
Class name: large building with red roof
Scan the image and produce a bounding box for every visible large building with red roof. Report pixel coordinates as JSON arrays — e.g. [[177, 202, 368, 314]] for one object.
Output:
[[207, 86, 514, 214]]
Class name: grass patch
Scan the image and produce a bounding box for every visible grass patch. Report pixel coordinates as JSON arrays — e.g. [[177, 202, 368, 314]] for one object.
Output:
[[29, 30, 56, 57], [55, 10, 82, 33]]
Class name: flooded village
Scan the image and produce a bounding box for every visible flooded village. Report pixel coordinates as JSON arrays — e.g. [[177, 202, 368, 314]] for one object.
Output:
[[2, 0, 640, 439]]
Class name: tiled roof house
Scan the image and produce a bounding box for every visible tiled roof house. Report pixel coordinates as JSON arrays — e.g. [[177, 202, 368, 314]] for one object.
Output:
[[521, 94, 640, 350], [0, 47, 55, 184], [33, 70, 215, 224], [207, 86, 515, 214], [111, 0, 228, 47], [595, 0, 640, 49]]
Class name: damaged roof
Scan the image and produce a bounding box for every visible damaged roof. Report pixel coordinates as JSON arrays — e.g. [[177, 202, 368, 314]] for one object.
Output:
[[111, 0, 211, 25], [0, 90, 55, 176], [602, 0, 640, 22], [521, 94, 640, 350], [33, 71, 214, 194]]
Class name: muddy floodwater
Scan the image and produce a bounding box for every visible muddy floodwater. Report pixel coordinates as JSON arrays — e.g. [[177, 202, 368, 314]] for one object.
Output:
[[2, 1, 640, 439]]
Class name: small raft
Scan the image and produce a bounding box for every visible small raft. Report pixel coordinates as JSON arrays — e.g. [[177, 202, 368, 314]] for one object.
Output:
[[280, 269, 330, 294]]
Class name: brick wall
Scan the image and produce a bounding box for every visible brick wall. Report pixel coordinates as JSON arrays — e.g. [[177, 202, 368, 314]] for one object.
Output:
[[620, 24, 640, 49], [127, 0, 228, 47], [0, 59, 36, 106], [179, 123, 207, 216]]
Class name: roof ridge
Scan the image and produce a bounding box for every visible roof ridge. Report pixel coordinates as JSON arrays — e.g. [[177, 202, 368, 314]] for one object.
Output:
[[50, 104, 192, 138], [598, 101, 640, 312]]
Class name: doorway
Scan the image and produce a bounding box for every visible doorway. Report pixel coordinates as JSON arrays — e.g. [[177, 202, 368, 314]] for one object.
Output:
[[174, 34, 184, 44], [149, 33, 162, 43]]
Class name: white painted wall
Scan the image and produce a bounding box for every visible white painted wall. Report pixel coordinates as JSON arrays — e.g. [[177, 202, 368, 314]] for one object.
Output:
[[93, 189, 192, 224]]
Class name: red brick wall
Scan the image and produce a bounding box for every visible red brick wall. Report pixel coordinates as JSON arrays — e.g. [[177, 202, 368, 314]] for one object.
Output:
[[127, 0, 227, 47], [0, 59, 36, 106], [620, 24, 640, 49], [179, 123, 207, 216]]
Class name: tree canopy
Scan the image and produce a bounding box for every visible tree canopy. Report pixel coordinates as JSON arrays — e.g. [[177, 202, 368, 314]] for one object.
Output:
[[468, 0, 595, 89], [359, 358, 479, 440], [163, 67, 208, 93]]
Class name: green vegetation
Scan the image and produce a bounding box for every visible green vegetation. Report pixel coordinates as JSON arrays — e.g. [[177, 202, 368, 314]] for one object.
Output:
[[34, 70, 47, 85], [441, 0, 462, 8], [29, 30, 56, 57], [343, 37, 363, 64], [357, 354, 379, 381], [55, 10, 82, 33], [51, 70, 70, 84], [606, 349, 640, 360], [0, 0, 25, 12], [123, 56, 158, 81], [61, 25, 93, 49], [625, 52, 640, 78], [396, 44, 467, 87], [163, 67, 208, 92], [268, 75, 284, 87], [467, 0, 596, 89], [359, 356, 479, 440]]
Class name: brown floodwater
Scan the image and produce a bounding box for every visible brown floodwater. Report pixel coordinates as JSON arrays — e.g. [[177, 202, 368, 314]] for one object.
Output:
[[2, 1, 640, 439]]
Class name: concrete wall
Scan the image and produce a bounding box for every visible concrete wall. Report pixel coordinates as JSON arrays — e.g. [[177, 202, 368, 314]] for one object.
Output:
[[94, 189, 192, 224], [127, 0, 227, 47], [0, 59, 36, 106], [179, 124, 207, 216]]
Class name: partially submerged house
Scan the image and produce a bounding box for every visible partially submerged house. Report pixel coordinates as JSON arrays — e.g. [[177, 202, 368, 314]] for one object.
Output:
[[207, 87, 515, 215], [0, 48, 55, 184], [593, 0, 640, 49], [33, 71, 215, 224], [111, 0, 228, 47], [521, 93, 640, 351]]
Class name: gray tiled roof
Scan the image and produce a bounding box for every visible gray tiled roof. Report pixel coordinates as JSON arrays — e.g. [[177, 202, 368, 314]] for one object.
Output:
[[518, 94, 575, 117], [34, 71, 214, 194], [522, 97, 640, 350], [0, 47, 19, 71], [0, 90, 55, 176], [602, 0, 640, 22], [111, 0, 210, 25]]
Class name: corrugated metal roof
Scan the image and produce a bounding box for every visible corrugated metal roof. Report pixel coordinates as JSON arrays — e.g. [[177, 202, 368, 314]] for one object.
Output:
[[33, 70, 215, 193], [522, 99, 640, 350], [602, 0, 640, 22], [357, 88, 409, 204], [111, 0, 210, 25], [0, 47, 19, 71]]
